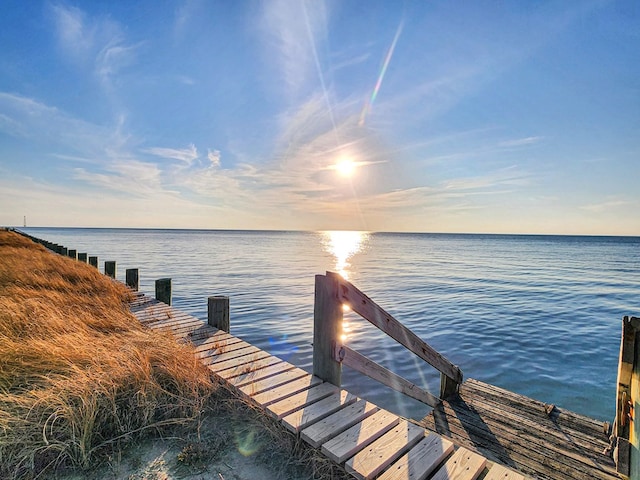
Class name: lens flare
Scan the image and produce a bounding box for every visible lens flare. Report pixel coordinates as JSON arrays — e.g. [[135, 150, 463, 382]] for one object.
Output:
[[359, 20, 404, 126]]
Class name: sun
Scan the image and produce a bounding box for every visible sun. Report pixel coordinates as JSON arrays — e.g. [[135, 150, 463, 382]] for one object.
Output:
[[335, 157, 356, 177]]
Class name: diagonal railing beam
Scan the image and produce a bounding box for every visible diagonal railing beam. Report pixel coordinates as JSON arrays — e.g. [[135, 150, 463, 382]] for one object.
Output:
[[326, 271, 462, 389]]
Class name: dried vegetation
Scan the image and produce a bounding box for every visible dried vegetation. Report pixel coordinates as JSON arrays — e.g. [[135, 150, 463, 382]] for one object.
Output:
[[0, 230, 215, 479]]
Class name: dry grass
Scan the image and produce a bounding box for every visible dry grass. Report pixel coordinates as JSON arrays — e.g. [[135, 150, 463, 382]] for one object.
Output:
[[0, 231, 215, 479]]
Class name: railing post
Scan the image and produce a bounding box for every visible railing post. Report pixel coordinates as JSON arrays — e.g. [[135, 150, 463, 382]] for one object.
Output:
[[155, 278, 172, 305], [104, 261, 116, 279], [440, 373, 459, 399], [208, 296, 230, 333], [60, 247, 68, 256], [125, 268, 139, 291], [68, 249, 77, 260], [88, 256, 98, 268], [78, 253, 88, 263], [313, 274, 343, 387]]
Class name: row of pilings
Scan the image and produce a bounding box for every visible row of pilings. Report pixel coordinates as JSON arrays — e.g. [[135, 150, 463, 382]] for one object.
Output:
[[11, 228, 173, 305]]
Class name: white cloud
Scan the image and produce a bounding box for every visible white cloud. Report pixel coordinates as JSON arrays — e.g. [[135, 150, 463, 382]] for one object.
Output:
[[207, 149, 221, 167], [143, 144, 198, 165], [50, 3, 94, 61]]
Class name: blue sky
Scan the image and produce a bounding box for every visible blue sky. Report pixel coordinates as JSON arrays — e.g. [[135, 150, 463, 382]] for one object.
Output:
[[0, 1, 638, 234]]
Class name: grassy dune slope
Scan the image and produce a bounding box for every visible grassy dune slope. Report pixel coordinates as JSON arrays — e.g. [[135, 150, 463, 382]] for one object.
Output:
[[0, 231, 215, 479]]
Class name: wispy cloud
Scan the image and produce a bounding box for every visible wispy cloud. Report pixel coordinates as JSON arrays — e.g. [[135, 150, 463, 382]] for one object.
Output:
[[581, 198, 633, 213], [50, 3, 139, 90], [260, 0, 329, 96], [143, 144, 198, 165], [498, 136, 544, 148]]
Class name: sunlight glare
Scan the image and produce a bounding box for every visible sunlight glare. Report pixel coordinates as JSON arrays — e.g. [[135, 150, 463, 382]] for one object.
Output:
[[335, 157, 356, 178], [321, 231, 369, 280]]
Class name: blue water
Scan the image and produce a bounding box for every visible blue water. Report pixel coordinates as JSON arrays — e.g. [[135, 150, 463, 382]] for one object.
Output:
[[21, 228, 640, 423]]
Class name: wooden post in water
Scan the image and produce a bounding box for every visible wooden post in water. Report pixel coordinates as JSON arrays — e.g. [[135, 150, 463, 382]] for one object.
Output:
[[208, 296, 230, 333], [104, 261, 116, 279], [68, 249, 77, 260], [88, 256, 98, 268], [155, 278, 172, 305], [313, 274, 343, 387], [78, 253, 88, 263], [61, 247, 68, 256], [125, 268, 139, 291]]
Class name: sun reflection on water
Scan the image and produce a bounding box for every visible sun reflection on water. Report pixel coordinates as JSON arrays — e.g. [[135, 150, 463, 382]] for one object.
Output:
[[321, 230, 369, 280]]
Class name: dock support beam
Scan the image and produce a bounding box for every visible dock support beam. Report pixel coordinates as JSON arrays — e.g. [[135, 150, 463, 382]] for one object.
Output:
[[68, 249, 77, 260], [208, 296, 230, 333], [104, 261, 116, 279], [313, 274, 343, 387], [155, 278, 172, 305], [89, 256, 98, 268], [126, 268, 139, 291], [78, 253, 87, 263]]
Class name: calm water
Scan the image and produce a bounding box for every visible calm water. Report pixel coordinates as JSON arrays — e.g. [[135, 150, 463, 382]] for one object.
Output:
[[21, 228, 640, 422]]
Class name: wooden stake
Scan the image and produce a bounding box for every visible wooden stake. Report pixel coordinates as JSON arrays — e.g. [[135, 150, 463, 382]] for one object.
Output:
[[208, 296, 230, 332], [155, 278, 172, 305]]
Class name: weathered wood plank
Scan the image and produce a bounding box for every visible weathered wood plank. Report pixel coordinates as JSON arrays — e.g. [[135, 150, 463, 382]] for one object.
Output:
[[327, 271, 462, 384], [202, 345, 261, 366], [344, 420, 425, 480], [267, 383, 338, 420], [301, 399, 378, 448], [281, 390, 359, 433], [484, 464, 527, 480], [321, 409, 400, 464], [422, 398, 616, 480], [251, 375, 324, 406], [335, 344, 440, 408], [229, 361, 295, 387], [191, 334, 244, 353], [430, 447, 486, 480], [207, 350, 273, 373], [377, 433, 454, 480], [216, 356, 286, 381], [238, 369, 310, 398]]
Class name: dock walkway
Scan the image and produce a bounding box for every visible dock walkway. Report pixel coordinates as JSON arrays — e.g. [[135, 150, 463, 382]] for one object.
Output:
[[130, 293, 528, 480], [420, 379, 617, 480]]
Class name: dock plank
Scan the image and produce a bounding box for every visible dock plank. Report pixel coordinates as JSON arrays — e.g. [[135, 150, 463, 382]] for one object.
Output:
[[484, 464, 527, 480], [217, 356, 286, 381], [344, 420, 425, 480], [430, 447, 486, 480], [282, 390, 359, 433], [300, 400, 378, 448], [321, 409, 400, 464], [267, 383, 338, 420], [207, 351, 273, 373], [377, 433, 454, 480], [251, 375, 323, 406], [238, 368, 310, 398], [228, 361, 295, 387]]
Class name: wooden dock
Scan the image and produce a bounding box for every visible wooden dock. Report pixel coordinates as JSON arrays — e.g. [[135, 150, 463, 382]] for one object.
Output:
[[130, 292, 528, 480], [420, 379, 617, 480]]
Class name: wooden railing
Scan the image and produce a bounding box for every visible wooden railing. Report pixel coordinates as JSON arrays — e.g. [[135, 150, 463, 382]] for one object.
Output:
[[614, 315, 639, 479], [313, 271, 463, 408]]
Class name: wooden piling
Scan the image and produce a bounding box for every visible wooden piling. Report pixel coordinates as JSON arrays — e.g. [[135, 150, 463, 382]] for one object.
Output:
[[88, 256, 98, 268], [78, 252, 88, 263], [61, 247, 68, 256], [68, 249, 77, 260], [313, 274, 343, 387], [104, 261, 116, 279], [208, 296, 230, 333], [125, 268, 139, 291], [155, 278, 172, 305]]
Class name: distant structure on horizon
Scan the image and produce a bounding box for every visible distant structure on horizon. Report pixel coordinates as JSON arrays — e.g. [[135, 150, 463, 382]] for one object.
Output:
[[23, 216, 26, 228]]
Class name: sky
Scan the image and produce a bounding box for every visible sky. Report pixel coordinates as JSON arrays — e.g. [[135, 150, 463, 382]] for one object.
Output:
[[0, 1, 638, 235]]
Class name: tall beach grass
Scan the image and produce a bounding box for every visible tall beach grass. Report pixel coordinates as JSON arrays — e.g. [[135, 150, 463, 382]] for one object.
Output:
[[0, 231, 215, 478]]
